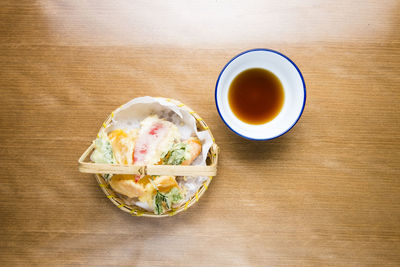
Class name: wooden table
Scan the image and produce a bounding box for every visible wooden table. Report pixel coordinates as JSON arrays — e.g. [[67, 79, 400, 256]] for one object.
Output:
[[1, 1, 399, 266]]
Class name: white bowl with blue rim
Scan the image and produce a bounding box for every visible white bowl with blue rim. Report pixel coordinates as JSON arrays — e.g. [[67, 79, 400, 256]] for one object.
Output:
[[215, 49, 306, 140]]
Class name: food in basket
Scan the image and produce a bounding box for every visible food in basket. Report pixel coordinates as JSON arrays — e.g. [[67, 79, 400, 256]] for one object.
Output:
[[91, 115, 203, 215]]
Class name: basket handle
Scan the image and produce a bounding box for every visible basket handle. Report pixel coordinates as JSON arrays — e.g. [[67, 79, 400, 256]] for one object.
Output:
[[78, 142, 218, 177]]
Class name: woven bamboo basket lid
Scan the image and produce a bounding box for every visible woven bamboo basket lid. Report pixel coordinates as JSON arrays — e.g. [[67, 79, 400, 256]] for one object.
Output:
[[78, 97, 219, 217]]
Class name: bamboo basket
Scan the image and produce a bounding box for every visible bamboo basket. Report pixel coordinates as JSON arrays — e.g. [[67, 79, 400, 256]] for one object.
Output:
[[78, 97, 219, 217]]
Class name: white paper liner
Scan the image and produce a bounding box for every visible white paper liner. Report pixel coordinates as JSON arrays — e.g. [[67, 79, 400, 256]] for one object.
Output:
[[101, 96, 213, 211]]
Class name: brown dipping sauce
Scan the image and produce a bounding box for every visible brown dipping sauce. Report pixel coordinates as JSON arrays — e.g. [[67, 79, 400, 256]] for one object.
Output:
[[228, 68, 285, 125]]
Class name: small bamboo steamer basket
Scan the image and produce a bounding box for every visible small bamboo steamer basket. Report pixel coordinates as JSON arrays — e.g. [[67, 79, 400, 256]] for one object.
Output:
[[90, 97, 218, 217]]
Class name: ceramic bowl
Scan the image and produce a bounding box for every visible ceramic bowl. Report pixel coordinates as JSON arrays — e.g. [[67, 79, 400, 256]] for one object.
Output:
[[215, 48, 306, 140]]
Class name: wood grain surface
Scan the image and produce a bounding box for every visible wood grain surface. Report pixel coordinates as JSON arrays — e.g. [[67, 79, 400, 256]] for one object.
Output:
[[1, 0, 399, 266]]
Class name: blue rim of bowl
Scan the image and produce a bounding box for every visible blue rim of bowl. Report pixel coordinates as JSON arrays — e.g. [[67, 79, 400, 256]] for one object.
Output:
[[214, 48, 307, 141]]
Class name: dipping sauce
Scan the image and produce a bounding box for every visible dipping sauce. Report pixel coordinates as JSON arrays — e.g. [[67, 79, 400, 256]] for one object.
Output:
[[228, 68, 285, 125]]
